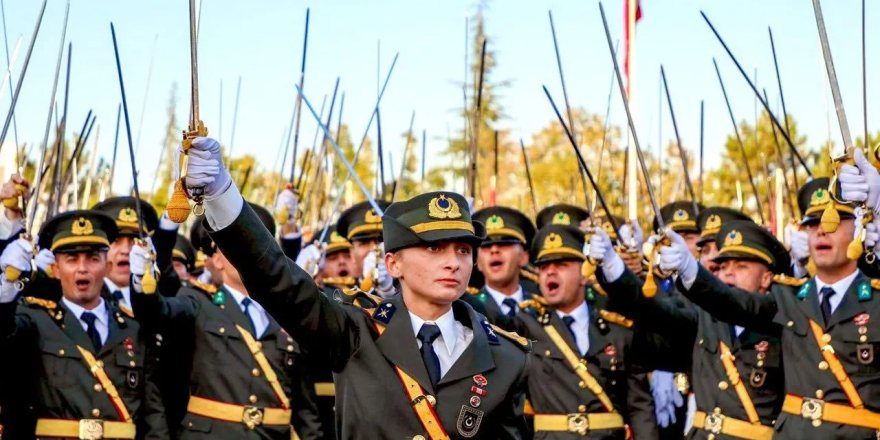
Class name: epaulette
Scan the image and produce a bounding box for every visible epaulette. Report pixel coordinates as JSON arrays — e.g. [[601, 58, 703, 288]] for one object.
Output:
[[599, 309, 633, 328], [871, 279, 880, 290], [23, 296, 57, 310], [592, 282, 608, 297], [773, 274, 808, 287], [490, 324, 530, 350], [189, 278, 218, 295], [529, 293, 548, 305], [323, 276, 356, 288], [520, 268, 539, 284], [466, 286, 481, 295], [342, 286, 382, 309]]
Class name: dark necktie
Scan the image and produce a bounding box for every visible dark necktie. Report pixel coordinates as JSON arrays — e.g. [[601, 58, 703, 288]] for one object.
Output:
[[562, 315, 578, 346], [417, 324, 442, 388], [820, 286, 836, 325], [502, 298, 518, 317], [111, 290, 124, 304], [81, 312, 102, 351], [241, 297, 258, 336]]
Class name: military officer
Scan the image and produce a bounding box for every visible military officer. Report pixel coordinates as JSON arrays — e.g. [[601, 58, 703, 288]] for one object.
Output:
[[0, 210, 167, 439], [336, 199, 392, 295], [655, 173, 880, 439], [186, 135, 530, 438], [694, 207, 753, 275], [592, 219, 789, 439], [463, 206, 537, 329], [189, 219, 221, 287], [171, 234, 197, 283], [536, 203, 590, 231], [514, 223, 632, 439]]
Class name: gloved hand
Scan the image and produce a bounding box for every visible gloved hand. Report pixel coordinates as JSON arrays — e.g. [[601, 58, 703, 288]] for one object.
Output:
[[657, 228, 699, 288], [865, 218, 880, 254], [785, 223, 809, 263], [619, 220, 644, 250], [274, 188, 299, 226], [35, 248, 55, 273], [128, 238, 156, 293], [184, 137, 232, 199], [197, 270, 212, 285], [588, 227, 624, 282], [0, 237, 32, 275], [294, 244, 324, 275], [651, 370, 684, 428], [839, 148, 880, 214], [363, 245, 395, 298]]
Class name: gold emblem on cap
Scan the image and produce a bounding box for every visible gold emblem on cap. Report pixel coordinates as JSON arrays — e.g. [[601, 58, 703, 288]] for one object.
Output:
[[486, 214, 505, 231], [71, 217, 94, 236], [330, 231, 346, 243], [724, 230, 743, 247], [811, 188, 831, 206], [543, 233, 563, 251], [364, 209, 382, 224], [551, 212, 570, 225], [705, 214, 721, 231], [673, 209, 689, 221], [118, 207, 138, 223], [428, 194, 462, 219]]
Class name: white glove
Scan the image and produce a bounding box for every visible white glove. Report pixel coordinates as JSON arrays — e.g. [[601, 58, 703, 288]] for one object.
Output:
[[0, 237, 32, 274], [865, 218, 880, 254], [184, 137, 232, 199], [35, 248, 55, 272], [839, 148, 880, 213], [294, 244, 324, 275], [0, 273, 16, 303], [197, 270, 212, 285], [589, 227, 625, 282], [619, 220, 644, 250], [128, 238, 156, 293], [363, 246, 395, 298], [274, 189, 299, 226], [657, 228, 699, 288]]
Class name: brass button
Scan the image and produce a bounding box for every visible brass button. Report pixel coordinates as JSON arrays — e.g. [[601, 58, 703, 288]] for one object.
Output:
[[96, 360, 104, 368], [610, 365, 617, 371], [787, 321, 794, 327], [255, 342, 262, 350], [860, 335, 868, 343], [188, 422, 193, 428], [287, 336, 294, 343], [249, 395, 258, 403], [818, 361, 829, 371], [859, 327, 868, 335], [718, 381, 729, 390], [578, 381, 587, 389], [94, 384, 103, 392], [127, 350, 134, 358], [287, 344, 295, 352], [413, 436, 426, 440], [544, 350, 551, 357], [91, 408, 101, 417], [708, 434, 715, 440], [713, 407, 722, 414], [815, 390, 825, 399], [812, 419, 822, 428], [252, 368, 260, 377], [699, 339, 704, 345], [129, 361, 136, 368], [578, 404, 587, 412], [757, 361, 764, 367], [58, 349, 65, 356], [426, 395, 436, 406], [821, 333, 831, 343], [219, 327, 226, 334]]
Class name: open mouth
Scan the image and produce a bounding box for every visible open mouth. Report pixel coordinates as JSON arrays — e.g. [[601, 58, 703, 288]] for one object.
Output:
[[813, 243, 832, 252], [339, 270, 349, 277], [488, 260, 504, 270], [75, 279, 91, 291], [117, 259, 130, 269], [546, 281, 560, 294]]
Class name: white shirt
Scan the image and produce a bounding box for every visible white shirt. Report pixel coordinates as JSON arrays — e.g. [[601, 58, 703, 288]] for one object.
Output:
[[62, 297, 109, 346], [556, 300, 591, 355], [735, 326, 745, 337], [815, 269, 860, 315], [226, 284, 270, 338], [410, 308, 473, 378], [104, 278, 131, 311], [485, 285, 525, 315]]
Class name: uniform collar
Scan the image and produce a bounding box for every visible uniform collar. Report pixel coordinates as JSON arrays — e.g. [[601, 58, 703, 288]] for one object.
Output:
[[104, 278, 130, 298], [814, 269, 860, 298], [555, 299, 590, 323], [224, 283, 262, 311], [409, 307, 458, 357], [62, 296, 109, 327], [484, 284, 524, 307]]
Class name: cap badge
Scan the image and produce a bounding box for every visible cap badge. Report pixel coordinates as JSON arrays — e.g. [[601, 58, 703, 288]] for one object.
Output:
[[705, 214, 722, 231], [364, 208, 382, 224], [811, 188, 831, 206], [551, 212, 570, 225], [118, 207, 138, 223], [543, 233, 563, 251], [428, 194, 462, 219], [486, 214, 505, 231], [71, 217, 94, 236], [330, 231, 347, 244], [673, 209, 689, 221], [724, 230, 743, 247]]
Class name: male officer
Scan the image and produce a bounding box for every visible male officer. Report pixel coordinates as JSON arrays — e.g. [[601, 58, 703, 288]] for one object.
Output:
[[186, 135, 530, 439], [695, 207, 753, 275], [592, 220, 788, 439], [171, 235, 197, 282], [655, 173, 880, 439], [515, 224, 632, 439], [336, 199, 391, 292], [0, 210, 167, 439]]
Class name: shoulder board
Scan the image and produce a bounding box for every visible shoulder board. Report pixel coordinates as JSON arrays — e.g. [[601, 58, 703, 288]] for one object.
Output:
[[23, 296, 57, 310], [466, 286, 481, 296], [520, 268, 539, 283], [188, 279, 218, 295], [519, 298, 546, 314], [323, 276, 356, 288], [489, 324, 530, 350], [773, 274, 808, 287], [592, 283, 608, 297], [529, 293, 548, 305], [599, 309, 633, 328], [871, 279, 880, 290]]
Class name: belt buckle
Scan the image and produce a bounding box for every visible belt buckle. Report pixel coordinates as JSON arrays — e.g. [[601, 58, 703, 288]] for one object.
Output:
[[801, 398, 824, 424], [78, 419, 104, 440], [242, 406, 265, 430], [567, 413, 589, 436], [704, 413, 724, 435]]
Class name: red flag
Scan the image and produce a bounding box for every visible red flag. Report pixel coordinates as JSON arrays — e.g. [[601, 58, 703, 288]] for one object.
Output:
[[624, 0, 643, 96]]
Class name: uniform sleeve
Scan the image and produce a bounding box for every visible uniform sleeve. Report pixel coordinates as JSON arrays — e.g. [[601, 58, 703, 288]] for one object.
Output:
[[598, 269, 698, 339], [152, 227, 183, 297], [494, 353, 529, 439], [208, 200, 359, 371], [281, 235, 303, 261], [625, 370, 660, 440], [140, 344, 170, 440], [677, 265, 780, 334]]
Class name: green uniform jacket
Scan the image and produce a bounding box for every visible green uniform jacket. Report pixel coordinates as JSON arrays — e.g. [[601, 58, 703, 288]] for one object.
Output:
[[0, 297, 168, 439], [679, 266, 880, 439], [208, 202, 531, 439]]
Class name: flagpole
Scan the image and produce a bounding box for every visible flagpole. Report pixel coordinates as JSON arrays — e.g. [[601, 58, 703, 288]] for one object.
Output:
[[625, 0, 638, 221]]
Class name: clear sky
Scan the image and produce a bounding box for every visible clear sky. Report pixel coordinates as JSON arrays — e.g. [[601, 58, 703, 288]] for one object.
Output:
[[0, 0, 874, 196]]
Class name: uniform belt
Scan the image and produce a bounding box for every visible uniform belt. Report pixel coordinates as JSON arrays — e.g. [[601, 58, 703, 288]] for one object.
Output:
[[782, 394, 880, 430], [692, 410, 773, 440], [533, 413, 624, 435], [35, 418, 136, 439], [314, 382, 335, 397], [187, 395, 292, 428]]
